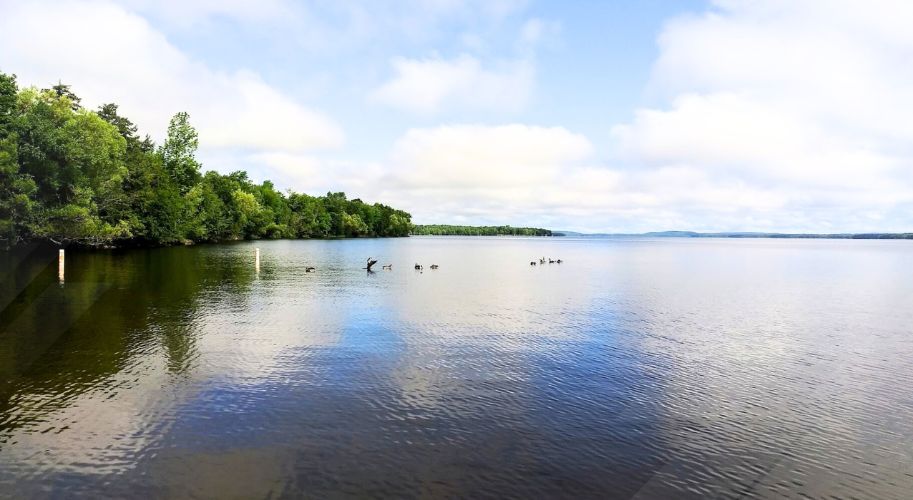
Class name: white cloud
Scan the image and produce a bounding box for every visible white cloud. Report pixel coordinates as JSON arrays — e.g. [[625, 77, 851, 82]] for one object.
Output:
[[370, 54, 534, 114], [243, 124, 612, 228], [3, 0, 912, 233], [377, 125, 598, 223], [248, 117, 896, 233], [119, 0, 531, 55], [357, 0, 913, 232], [518, 18, 561, 52], [388, 124, 591, 187], [613, 93, 899, 190], [0, 0, 343, 153], [114, 0, 292, 26], [608, 0, 913, 231]]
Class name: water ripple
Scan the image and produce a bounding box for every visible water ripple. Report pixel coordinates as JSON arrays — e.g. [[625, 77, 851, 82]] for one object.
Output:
[[1, 238, 912, 498]]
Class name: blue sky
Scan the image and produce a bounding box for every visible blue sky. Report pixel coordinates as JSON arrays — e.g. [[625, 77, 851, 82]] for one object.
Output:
[[2, 0, 912, 233]]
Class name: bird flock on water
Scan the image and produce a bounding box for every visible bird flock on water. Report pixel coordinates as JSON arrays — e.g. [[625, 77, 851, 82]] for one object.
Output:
[[255, 250, 563, 273]]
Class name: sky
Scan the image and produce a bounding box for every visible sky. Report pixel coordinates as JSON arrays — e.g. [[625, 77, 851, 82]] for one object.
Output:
[[1, 0, 912, 233]]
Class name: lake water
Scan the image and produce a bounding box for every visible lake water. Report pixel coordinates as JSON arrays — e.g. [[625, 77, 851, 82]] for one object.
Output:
[[1, 237, 912, 499]]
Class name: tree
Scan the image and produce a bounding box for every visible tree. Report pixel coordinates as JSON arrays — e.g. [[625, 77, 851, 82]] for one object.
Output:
[[231, 189, 262, 237], [47, 82, 82, 110], [0, 73, 37, 247], [15, 87, 133, 246], [161, 112, 201, 194], [342, 212, 369, 237], [0, 72, 18, 129], [97, 103, 151, 152], [1, 74, 413, 248], [98, 102, 182, 244]]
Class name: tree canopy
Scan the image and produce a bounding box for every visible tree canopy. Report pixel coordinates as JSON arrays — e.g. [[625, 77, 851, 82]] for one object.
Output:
[[0, 73, 412, 249]]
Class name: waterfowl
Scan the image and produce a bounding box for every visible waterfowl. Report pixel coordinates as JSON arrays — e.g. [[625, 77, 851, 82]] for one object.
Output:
[[305, 266, 316, 272], [365, 257, 378, 271], [556, 259, 563, 264], [530, 261, 537, 266], [539, 257, 546, 264], [548, 258, 555, 264], [430, 264, 439, 269], [382, 264, 392, 270], [414, 263, 423, 270]]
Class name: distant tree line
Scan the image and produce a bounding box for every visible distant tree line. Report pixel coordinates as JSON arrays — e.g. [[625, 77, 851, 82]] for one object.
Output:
[[640, 231, 913, 239], [411, 225, 553, 236], [0, 73, 411, 249]]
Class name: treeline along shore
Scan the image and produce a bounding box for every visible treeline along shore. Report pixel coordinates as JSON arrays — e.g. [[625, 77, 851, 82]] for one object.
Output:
[[0, 73, 412, 250], [411, 225, 554, 236]]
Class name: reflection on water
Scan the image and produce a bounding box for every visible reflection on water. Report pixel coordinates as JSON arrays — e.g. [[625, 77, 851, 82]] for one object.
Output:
[[1, 237, 912, 498]]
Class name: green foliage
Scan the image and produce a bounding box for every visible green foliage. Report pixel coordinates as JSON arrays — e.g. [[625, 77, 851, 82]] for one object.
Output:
[[0, 73, 412, 249], [0, 73, 35, 245], [47, 83, 82, 110], [411, 225, 553, 236], [161, 111, 201, 195]]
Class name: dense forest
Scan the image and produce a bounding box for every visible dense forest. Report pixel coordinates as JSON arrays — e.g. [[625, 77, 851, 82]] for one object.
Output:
[[0, 73, 412, 249], [411, 225, 554, 236]]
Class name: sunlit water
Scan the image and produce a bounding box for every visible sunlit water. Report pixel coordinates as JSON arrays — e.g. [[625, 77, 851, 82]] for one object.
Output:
[[1, 237, 912, 499]]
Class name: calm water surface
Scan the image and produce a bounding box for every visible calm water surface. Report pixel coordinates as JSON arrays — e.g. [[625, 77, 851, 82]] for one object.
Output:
[[1, 237, 912, 499]]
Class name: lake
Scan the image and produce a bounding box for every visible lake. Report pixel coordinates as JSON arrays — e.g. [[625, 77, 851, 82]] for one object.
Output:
[[1, 237, 912, 499]]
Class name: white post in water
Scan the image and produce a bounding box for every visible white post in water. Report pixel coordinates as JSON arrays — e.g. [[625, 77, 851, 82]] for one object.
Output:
[[255, 247, 260, 272], [58, 249, 65, 284]]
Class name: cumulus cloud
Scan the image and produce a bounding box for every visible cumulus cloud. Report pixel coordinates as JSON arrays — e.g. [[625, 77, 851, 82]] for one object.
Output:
[[114, 0, 292, 26], [3, 0, 912, 233], [388, 124, 591, 187], [370, 55, 534, 114], [0, 0, 343, 152], [243, 124, 606, 228], [379, 124, 594, 219], [610, 0, 913, 231], [354, 0, 913, 232]]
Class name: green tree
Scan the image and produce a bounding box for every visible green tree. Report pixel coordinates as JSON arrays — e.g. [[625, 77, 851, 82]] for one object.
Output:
[[341, 212, 369, 237], [1, 73, 413, 249], [16, 87, 132, 246], [0, 73, 37, 247], [231, 189, 261, 237], [47, 82, 82, 110], [98, 102, 183, 244], [161, 112, 201, 194]]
